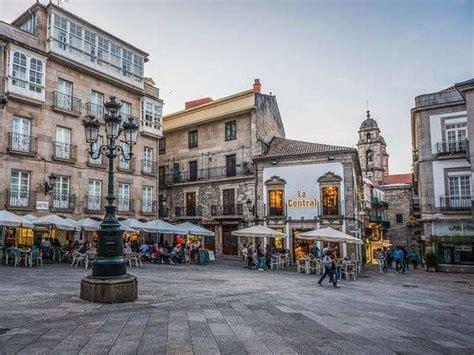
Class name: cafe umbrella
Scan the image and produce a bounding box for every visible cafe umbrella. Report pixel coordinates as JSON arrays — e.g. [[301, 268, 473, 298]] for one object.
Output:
[[0, 210, 34, 228], [142, 219, 187, 235], [175, 222, 215, 237], [33, 214, 77, 231]]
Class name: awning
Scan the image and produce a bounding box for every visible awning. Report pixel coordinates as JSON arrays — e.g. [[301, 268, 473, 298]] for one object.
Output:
[[33, 214, 77, 231], [76, 218, 101, 231], [231, 225, 286, 238], [142, 219, 187, 235], [0, 210, 34, 228], [175, 222, 215, 237], [297, 227, 363, 244], [121, 218, 145, 231]]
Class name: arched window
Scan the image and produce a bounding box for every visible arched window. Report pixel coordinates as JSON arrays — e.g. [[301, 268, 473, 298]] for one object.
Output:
[[366, 132, 371, 142], [366, 149, 373, 165]]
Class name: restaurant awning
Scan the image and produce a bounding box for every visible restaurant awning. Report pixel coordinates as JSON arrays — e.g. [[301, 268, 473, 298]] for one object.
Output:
[[142, 219, 187, 235], [175, 222, 215, 237], [231, 225, 286, 238], [76, 218, 101, 231], [297, 227, 363, 244], [33, 214, 77, 231], [121, 218, 145, 231], [0, 210, 34, 228]]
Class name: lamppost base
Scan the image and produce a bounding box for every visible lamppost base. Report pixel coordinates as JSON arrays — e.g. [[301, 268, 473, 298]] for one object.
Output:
[[80, 274, 137, 303]]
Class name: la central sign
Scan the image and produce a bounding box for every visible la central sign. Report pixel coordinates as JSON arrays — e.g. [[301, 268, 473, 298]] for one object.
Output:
[[287, 190, 317, 208]]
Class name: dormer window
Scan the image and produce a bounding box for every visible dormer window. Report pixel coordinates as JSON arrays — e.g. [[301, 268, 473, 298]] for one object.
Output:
[[19, 14, 36, 34]]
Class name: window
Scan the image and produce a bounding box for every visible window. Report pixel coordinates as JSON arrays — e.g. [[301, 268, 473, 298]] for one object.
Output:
[[122, 48, 132, 77], [110, 43, 121, 70], [89, 136, 103, 165], [121, 100, 132, 118], [29, 59, 42, 93], [159, 137, 166, 154], [53, 176, 70, 209], [445, 122, 468, 152], [12, 52, 27, 89], [142, 100, 162, 130], [226, 154, 236, 177], [90, 90, 104, 117], [55, 126, 72, 159], [395, 214, 403, 224], [119, 142, 130, 170], [366, 149, 373, 165], [142, 186, 153, 213], [57, 79, 73, 110], [225, 121, 237, 141], [69, 22, 83, 54], [449, 175, 471, 197], [268, 190, 284, 216], [189, 161, 198, 182], [88, 180, 101, 211], [143, 147, 153, 173], [118, 183, 131, 212], [9, 171, 30, 207], [53, 14, 67, 50], [322, 186, 339, 215], [222, 189, 235, 215], [97, 36, 109, 65], [366, 132, 371, 142], [11, 51, 45, 95], [84, 29, 96, 62], [11, 117, 31, 152], [188, 130, 198, 149], [20, 15, 36, 34], [173, 162, 181, 183]]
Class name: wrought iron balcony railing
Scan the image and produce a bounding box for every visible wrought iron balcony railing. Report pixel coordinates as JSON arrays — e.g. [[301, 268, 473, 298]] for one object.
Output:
[[174, 206, 202, 217], [51, 193, 75, 211], [439, 195, 471, 211], [211, 203, 244, 217], [6, 189, 35, 209], [7, 133, 37, 156], [52, 91, 81, 115], [141, 160, 157, 176], [436, 140, 468, 156], [52, 142, 77, 162], [162, 163, 254, 185], [84, 195, 105, 213]]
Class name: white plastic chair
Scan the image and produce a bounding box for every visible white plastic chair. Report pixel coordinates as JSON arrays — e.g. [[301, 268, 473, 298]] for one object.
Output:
[[296, 259, 307, 274], [342, 264, 356, 281]]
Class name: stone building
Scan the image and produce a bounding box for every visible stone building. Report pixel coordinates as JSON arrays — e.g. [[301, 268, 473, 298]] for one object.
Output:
[[357, 110, 389, 184], [0, 3, 163, 220], [412, 81, 473, 270], [159, 80, 284, 255], [254, 138, 363, 260]]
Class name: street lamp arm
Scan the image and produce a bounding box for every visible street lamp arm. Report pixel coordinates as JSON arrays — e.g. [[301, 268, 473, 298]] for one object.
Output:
[[114, 144, 134, 161], [87, 144, 109, 160]]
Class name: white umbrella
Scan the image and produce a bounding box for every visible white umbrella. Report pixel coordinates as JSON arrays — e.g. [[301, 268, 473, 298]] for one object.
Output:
[[121, 218, 145, 231], [231, 225, 286, 238], [142, 219, 187, 234], [175, 222, 215, 237], [119, 221, 135, 232], [0, 210, 34, 228], [297, 227, 363, 244], [23, 214, 37, 222], [76, 218, 101, 231], [33, 214, 76, 231]]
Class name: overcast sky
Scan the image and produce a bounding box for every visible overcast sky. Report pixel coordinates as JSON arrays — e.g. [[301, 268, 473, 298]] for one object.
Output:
[[1, 0, 472, 174]]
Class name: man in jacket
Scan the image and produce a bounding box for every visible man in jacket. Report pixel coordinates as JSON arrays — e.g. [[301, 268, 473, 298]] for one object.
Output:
[[318, 251, 339, 288]]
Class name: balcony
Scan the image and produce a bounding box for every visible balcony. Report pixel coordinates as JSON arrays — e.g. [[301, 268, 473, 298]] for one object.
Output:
[[141, 160, 157, 176], [117, 157, 136, 173], [211, 204, 243, 217], [86, 154, 107, 169], [163, 163, 254, 185], [5, 190, 35, 210], [141, 201, 157, 216], [265, 203, 287, 219], [440, 195, 471, 212], [84, 195, 105, 213], [175, 206, 202, 218], [51, 194, 75, 212], [371, 197, 388, 209], [86, 102, 104, 118], [52, 91, 81, 116], [436, 140, 468, 158], [52, 142, 77, 163], [117, 199, 135, 214], [7, 133, 37, 156]]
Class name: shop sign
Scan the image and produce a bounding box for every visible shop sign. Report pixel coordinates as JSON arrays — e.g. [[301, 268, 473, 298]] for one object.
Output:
[[455, 245, 473, 252], [287, 190, 317, 208], [432, 221, 474, 236], [36, 201, 49, 210]]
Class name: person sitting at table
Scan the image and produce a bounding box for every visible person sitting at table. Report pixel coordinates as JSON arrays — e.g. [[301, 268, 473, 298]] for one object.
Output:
[[151, 243, 160, 263], [78, 242, 87, 255], [170, 244, 180, 264], [41, 238, 51, 250], [265, 244, 272, 270], [342, 257, 352, 266], [140, 242, 150, 260], [124, 241, 132, 254], [52, 238, 61, 247]]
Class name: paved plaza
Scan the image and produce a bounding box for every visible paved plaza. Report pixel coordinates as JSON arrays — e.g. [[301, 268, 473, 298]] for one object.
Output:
[[0, 261, 473, 355]]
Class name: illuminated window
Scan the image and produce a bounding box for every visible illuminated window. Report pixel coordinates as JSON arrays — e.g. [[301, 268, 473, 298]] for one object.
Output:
[[322, 186, 339, 215], [268, 190, 284, 216]]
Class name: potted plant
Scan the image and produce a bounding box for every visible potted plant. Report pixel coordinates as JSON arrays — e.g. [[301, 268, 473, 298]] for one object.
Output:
[[424, 252, 438, 272]]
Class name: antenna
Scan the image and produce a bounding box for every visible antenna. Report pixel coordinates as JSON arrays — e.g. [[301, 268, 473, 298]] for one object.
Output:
[[366, 100, 369, 111]]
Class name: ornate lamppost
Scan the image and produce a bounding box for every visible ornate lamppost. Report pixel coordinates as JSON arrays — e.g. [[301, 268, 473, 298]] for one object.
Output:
[[80, 96, 139, 303]]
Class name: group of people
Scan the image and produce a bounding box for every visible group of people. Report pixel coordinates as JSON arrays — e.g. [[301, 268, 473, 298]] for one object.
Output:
[[240, 242, 283, 271], [375, 246, 419, 274], [124, 241, 209, 265]]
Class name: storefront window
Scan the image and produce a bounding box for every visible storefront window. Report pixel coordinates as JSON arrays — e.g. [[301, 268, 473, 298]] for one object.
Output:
[[322, 186, 339, 215]]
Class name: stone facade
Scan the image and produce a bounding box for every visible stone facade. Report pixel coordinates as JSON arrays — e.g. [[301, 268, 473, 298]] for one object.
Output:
[[0, 3, 163, 220], [159, 82, 284, 256], [382, 184, 413, 246]]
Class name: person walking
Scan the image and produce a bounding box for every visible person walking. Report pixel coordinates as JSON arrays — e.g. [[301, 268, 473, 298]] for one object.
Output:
[[241, 243, 248, 268], [392, 246, 403, 273], [383, 248, 391, 271], [318, 251, 339, 288], [375, 248, 385, 273], [409, 248, 419, 270]]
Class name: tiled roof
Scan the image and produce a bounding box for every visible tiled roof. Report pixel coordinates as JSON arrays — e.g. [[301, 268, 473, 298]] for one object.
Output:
[[255, 137, 356, 159], [383, 174, 413, 185]]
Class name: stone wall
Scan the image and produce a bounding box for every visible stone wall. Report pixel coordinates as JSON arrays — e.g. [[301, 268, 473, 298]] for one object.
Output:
[[383, 184, 413, 247], [252, 94, 285, 156]]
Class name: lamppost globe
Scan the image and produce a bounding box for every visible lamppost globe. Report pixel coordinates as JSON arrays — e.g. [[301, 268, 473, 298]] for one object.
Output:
[[104, 114, 122, 140], [123, 117, 139, 146], [83, 115, 101, 143]]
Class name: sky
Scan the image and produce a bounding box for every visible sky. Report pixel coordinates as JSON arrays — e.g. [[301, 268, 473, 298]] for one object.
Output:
[[1, 0, 472, 174]]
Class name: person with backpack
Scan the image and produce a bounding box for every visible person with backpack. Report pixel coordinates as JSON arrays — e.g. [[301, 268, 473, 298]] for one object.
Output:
[[318, 250, 339, 288]]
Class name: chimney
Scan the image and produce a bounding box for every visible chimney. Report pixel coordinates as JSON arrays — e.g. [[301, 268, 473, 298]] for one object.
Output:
[[253, 79, 261, 94], [185, 97, 213, 110]]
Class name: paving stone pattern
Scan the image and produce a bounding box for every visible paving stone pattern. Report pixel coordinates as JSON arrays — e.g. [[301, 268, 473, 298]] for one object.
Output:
[[0, 260, 473, 354]]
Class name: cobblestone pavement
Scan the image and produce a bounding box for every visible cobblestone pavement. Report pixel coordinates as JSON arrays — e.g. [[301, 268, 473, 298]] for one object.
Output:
[[0, 260, 473, 355]]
